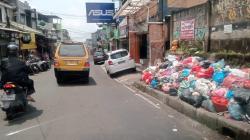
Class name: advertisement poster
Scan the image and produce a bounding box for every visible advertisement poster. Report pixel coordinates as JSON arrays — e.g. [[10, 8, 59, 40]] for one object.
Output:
[[180, 19, 195, 40], [86, 3, 114, 23]]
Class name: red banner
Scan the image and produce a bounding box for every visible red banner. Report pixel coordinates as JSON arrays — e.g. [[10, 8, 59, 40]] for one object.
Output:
[[180, 19, 195, 40]]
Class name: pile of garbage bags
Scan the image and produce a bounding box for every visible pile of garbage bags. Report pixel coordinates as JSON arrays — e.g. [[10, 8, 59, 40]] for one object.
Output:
[[141, 55, 250, 122]]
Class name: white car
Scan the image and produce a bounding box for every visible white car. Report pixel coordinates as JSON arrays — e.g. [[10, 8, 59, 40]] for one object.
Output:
[[104, 49, 136, 77]]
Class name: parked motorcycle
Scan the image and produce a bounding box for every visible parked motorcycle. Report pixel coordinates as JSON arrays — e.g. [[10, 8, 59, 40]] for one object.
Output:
[[26, 59, 40, 75], [26, 56, 50, 75], [0, 82, 28, 120]]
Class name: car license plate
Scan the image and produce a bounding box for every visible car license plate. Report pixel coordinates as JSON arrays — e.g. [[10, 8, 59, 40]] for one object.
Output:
[[66, 60, 78, 65], [97, 56, 103, 58], [118, 60, 125, 64], [1, 94, 16, 101]]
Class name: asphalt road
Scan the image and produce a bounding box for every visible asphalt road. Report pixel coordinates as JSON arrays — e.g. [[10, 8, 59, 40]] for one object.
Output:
[[0, 63, 229, 140]]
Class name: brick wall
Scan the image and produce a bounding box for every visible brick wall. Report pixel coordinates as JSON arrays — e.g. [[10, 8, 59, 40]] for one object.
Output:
[[149, 23, 165, 65]]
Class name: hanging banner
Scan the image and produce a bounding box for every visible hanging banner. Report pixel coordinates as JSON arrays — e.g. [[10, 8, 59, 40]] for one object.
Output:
[[86, 3, 114, 23], [180, 19, 195, 40], [20, 32, 37, 50]]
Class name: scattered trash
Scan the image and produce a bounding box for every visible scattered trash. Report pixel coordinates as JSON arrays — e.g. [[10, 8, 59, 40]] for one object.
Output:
[[141, 54, 250, 122], [168, 115, 174, 118], [172, 128, 178, 132]]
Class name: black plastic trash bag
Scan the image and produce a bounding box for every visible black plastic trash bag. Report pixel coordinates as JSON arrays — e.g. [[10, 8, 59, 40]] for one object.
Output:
[[159, 61, 172, 69], [233, 88, 250, 105], [200, 60, 212, 69], [169, 88, 178, 96], [179, 88, 193, 103], [191, 94, 204, 108], [243, 101, 250, 117]]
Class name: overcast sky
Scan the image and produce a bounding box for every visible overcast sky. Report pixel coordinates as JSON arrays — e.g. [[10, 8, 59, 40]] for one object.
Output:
[[20, 0, 118, 42]]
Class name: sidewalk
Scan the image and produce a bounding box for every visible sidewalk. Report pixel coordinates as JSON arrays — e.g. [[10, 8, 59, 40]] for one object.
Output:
[[115, 72, 250, 140]]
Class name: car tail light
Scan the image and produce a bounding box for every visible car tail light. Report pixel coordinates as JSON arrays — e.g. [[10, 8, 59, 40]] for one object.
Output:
[[108, 60, 113, 65], [84, 62, 90, 67], [54, 60, 60, 66], [3, 84, 16, 89]]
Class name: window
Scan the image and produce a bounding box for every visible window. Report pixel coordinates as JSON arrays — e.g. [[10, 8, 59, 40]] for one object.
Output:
[[111, 51, 128, 59], [94, 51, 103, 56], [20, 14, 26, 24], [59, 44, 85, 57], [121, 51, 128, 57]]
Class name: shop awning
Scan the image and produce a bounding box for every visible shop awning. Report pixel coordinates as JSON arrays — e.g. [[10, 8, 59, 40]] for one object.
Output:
[[114, 0, 151, 18], [0, 2, 15, 9], [0, 27, 21, 33], [10, 22, 43, 35]]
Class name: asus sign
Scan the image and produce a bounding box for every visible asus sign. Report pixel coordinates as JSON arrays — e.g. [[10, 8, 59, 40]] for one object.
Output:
[[86, 3, 114, 23]]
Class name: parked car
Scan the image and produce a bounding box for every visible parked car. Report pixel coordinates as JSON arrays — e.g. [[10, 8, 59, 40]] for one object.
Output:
[[104, 49, 136, 77], [93, 51, 106, 65], [54, 42, 90, 84]]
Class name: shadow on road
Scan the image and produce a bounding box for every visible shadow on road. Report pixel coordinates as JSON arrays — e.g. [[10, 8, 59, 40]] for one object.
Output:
[[93, 62, 104, 65], [111, 69, 139, 78], [6, 105, 43, 126], [58, 77, 97, 87]]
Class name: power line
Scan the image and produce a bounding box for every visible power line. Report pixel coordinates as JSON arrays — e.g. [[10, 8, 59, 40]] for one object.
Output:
[[38, 10, 87, 18], [67, 30, 93, 35], [63, 27, 95, 33]]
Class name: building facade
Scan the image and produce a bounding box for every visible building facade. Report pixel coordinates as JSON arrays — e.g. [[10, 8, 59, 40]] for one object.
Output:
[[171, 0, 250, 53]]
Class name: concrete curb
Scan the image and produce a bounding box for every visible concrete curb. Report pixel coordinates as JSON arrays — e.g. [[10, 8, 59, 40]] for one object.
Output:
[[133, 81, 250, 140]]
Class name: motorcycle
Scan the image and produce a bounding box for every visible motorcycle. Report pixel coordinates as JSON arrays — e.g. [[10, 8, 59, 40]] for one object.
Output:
[[0, 82, 28, 120], [29, 56, 50, 72], [25, 54, 51, 75], [26, 60, 40, 75]]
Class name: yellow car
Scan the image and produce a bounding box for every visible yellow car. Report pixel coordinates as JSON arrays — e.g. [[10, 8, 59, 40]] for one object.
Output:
[[54, 42, 90, 84]]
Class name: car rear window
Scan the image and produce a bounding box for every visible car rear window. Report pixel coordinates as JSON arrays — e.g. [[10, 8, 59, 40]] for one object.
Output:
[[94, 51, 103, 56], [59, 44, 85, 57], [111, 51, 128, 59]]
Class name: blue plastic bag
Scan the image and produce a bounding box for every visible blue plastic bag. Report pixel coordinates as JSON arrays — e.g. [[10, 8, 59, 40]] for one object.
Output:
[[150, 78, 159, 89], [181, 69, 191, 78], [226, 90, 234, 100], [228, 101, 245, 121], [212, 71, 226, 84]]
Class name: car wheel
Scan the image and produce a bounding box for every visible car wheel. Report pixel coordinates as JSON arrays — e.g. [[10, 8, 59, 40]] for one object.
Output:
[[85, 77, 89, 83], [6, 111, 14, 120], [94, 62, 97, 65], [109, 73, 114, 78], [132, 67, 137, 72], [56, 77, 63, 84]]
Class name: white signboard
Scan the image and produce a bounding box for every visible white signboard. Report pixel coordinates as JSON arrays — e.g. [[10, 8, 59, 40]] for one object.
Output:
[[224, 24, 233, 34]]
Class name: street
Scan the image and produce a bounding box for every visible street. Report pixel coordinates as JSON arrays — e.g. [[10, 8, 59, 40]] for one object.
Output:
[[0, 62, 229, 140]]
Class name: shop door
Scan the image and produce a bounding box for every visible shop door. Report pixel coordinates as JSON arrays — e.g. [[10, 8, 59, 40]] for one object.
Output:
[[139, 34, 148, 59]]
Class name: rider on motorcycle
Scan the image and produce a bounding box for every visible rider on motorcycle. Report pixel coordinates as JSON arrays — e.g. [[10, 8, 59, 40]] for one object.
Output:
[[0, 43, 35, 102]]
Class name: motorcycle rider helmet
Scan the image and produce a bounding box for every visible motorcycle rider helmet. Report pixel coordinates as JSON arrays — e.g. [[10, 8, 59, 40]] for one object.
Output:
[[7, 42, 19, 57]]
